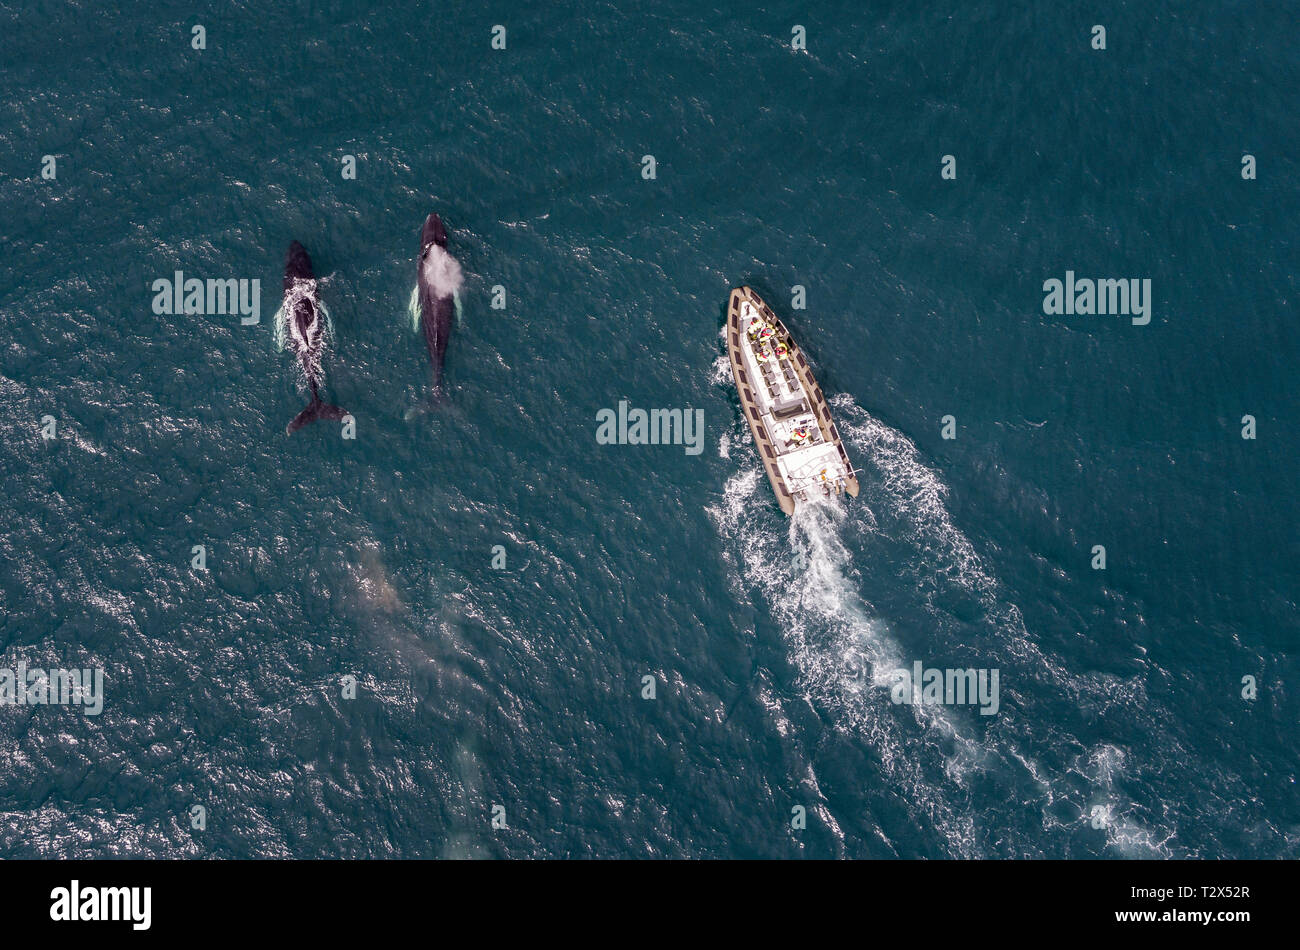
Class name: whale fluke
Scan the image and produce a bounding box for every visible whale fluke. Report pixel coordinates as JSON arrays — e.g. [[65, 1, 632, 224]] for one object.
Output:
[[287, 397, 347, 434]]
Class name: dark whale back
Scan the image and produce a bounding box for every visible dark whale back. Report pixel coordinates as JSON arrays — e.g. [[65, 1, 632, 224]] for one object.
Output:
[[421, 213, 448, 251], [416, 214, 455, 401], [420, 285, 453, 373], [279, 239, 345, 434], [293, 296, 317, 341], [284, 240, 314, 288]]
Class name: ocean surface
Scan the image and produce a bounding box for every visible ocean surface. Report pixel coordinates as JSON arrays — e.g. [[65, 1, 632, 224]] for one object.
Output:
[[1, 1, 1296, 858]]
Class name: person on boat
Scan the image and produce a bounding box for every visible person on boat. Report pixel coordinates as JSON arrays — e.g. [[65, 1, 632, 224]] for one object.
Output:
[[790, 424, 810, 445], [774, 341, 789, 358]]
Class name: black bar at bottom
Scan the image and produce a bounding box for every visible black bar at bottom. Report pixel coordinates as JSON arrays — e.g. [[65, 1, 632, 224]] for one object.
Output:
[[0, 858, 1290, 937]]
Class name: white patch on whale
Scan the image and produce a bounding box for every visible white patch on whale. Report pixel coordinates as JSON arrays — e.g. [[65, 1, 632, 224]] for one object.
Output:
[[407, 284, 422, 330], [275, 277, 332, 391], [421, 244, 463, 298]]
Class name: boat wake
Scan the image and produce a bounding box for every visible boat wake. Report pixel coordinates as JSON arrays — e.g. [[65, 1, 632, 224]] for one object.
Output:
[[709, 394, 1176, 857], [710, 463, 984, 855]]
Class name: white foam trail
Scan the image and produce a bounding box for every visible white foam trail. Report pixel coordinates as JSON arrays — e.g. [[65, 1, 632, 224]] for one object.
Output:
[[422, 244, 463, 298], [1073, 745, 1175, 858], [830, 395, 1071, 687], [831, 394, 995, 603], [275, 278, 316, 352], [272, 304, 287, 351], [274, 278, 333, 392], [710, 468, 982, 856], [709, 354, 732, 387], [711, 395, 1176, 856]]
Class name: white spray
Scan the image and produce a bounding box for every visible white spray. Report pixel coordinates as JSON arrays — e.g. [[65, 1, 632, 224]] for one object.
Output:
[[421, 244, 464, 299], [274, 277, 333, 392], [710, 392, 1177, 856]]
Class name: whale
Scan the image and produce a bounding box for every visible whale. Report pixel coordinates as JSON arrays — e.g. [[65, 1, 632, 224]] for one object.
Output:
[[411, 213, 463, 403], [279, 241, 346, 434]]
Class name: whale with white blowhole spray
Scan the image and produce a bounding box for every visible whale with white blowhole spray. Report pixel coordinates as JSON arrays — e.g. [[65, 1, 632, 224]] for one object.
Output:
[[407, 212, 463, 410]]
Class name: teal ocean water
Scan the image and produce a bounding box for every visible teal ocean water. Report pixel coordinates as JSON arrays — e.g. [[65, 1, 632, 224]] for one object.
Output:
[[1, 1, 1296, 857]]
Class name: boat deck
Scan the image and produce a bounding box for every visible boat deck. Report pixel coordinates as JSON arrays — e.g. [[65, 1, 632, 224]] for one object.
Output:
[[726, 287, 859, 514]]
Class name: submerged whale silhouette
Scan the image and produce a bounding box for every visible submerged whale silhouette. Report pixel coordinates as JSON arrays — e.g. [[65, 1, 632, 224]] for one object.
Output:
[[280, 241, 346, 434]]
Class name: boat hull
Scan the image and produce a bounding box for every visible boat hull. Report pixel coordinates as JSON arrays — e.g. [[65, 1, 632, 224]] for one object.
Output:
[[725, 286, 859, 515]]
